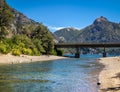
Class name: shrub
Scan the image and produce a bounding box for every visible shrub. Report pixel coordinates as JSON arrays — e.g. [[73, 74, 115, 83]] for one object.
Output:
[[12, 49, 21, 56], [50, 49, 57, 55], [22, 48, 32, 55], [32, 38, 45, 53], [0, 43, 7, 54], [32, 48, 40, 56], [12, 35, 35, 49]]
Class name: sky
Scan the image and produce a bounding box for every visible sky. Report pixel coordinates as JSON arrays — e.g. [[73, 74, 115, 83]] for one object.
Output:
[[6, 0, 120, 32]]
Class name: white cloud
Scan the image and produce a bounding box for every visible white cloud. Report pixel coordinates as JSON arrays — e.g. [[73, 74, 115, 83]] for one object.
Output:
[[46, 25, 81, 33], [74, 27, 81, 30], [48, 26, 65, 32]]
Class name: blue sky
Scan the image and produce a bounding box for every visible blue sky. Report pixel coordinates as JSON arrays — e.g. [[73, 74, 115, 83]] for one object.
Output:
[[6, 0, 120, 32]]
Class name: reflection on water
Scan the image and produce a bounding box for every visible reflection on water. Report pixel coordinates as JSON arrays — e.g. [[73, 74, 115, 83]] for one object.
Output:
[[0, 55, 104, 92]]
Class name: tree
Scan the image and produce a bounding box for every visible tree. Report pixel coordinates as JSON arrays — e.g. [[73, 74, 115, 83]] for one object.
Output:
[[32, 24, 54, 54], [12, 34, 35, 49], [32, 38, 45, 53]]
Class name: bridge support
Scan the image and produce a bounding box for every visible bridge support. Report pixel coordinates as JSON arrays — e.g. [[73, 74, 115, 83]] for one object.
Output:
[[103, 47, 106, 57], [75, 47, 80, 58]]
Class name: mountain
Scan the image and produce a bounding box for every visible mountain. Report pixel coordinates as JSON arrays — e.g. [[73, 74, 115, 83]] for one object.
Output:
[[0, 0, 54, 55], [54, 16, 120, 43], [0, 0, 42, 37], [10, 9, 39, 33], [76, 16, 120, 43], [54, 27, 81, 43]]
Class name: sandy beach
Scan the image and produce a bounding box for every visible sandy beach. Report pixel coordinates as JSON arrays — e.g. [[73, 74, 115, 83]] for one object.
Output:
[[98, 56, 120, 92], [0, 54, 67, 65]]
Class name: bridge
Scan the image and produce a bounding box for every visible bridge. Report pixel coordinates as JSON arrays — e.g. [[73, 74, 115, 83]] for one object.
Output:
[[54, 43, 120, 58]]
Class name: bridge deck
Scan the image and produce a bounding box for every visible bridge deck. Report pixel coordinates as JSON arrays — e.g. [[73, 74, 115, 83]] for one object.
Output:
[[55, 43, 120, 48]]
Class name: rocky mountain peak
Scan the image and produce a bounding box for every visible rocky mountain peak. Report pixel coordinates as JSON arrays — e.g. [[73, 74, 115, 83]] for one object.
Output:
[[93, 16, 108, 24]]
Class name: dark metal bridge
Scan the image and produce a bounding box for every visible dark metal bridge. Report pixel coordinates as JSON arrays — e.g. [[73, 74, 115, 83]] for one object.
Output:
[[55, 43, 120, 58]]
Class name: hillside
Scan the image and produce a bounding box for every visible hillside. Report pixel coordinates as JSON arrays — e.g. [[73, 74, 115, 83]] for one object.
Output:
[[54, 16, 120, 43], [0, 0, 54, 56], [0, 0, 43, 36], [10, 9, 39, 34], [77, 16, 120, 43], [54, 27, 81, 43]]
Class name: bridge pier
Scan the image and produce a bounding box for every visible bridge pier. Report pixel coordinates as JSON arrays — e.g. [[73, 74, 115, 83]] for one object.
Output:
[[75, 47, 80, 58], [103, 47, 106, 57]]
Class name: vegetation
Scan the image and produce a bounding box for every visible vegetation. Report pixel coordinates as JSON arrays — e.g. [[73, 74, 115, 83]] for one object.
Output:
[[0, 30, 55, 56], [0, 0, 56, 56], [31, 25, 54, 55], [0, 26, 55, 56], [0, 0, 13, 40], [56, 49, 64, 56]]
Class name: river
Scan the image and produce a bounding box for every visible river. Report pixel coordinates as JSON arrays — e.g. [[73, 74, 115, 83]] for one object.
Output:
[[0, 54, 105, 92]]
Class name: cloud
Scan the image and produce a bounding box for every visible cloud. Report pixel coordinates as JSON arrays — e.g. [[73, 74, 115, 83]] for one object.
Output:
[[73, 27, 81, 30], [47, 25, 81, 33], [47, 26, 65, 32]]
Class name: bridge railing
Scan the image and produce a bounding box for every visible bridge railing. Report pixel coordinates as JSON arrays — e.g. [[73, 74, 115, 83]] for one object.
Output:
[[54, 43, 120, 58], [55, 43, 120, 48]]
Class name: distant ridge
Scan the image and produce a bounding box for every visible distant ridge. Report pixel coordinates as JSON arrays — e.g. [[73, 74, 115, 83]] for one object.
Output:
[[54, 27, 81, 43], [54, 16, 120, 43]]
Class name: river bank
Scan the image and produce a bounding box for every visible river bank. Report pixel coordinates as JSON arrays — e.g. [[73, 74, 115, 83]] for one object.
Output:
[[0, 54, 67, 64], [98, 56, 120, 92]]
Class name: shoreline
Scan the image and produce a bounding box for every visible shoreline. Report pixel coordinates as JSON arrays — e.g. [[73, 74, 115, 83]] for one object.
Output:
[[98, 56, 120, 92], [1, 54, 120, 92], [0, 54, 68, 65]]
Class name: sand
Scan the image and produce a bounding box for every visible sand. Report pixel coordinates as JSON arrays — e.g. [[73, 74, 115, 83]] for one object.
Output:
[[98, 56, 120, 92], [0, 54, 67, 65]]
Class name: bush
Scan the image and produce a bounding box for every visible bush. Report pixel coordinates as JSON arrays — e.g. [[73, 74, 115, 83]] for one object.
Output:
[[32, 48, 40, 56], [21, 48, 32, 55], [12, 35, 35, 49], [32, 38, 45, 53], [0, 43, 8, 54], [12, 49, 21, 56], [50, 49, 57, 55]]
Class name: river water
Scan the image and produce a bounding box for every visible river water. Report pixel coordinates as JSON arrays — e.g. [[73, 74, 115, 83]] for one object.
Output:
[[0, 54, 104, 92]]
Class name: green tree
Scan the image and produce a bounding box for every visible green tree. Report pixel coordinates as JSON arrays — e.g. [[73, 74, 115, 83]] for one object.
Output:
[[32, 25, 54, 54], [11, 35, 38, 55], [32, 38, 45, 53], [12, 34, 35, 49]]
